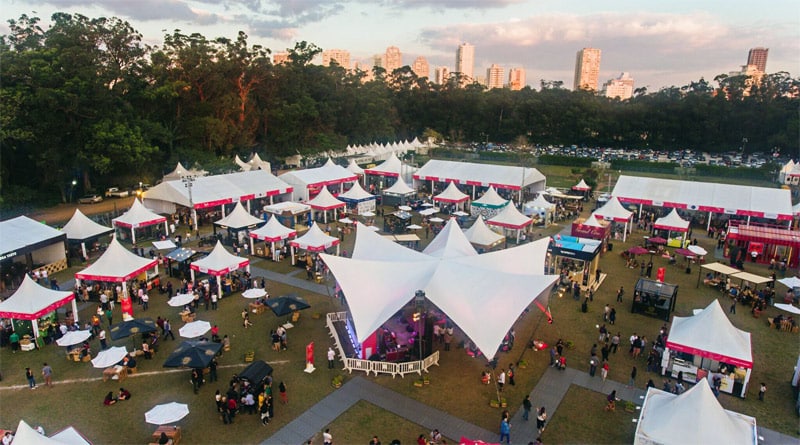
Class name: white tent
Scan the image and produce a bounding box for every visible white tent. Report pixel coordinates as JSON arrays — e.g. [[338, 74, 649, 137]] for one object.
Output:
[[612, 175, 793, 226], [163, 161, 208, 182], [61, 209, 114, 259], [214, 201, 264, 230], [0, 275, 78, 341], [664, 299, 753, 397], [423, 218, 478, 259], [634, 381, 757, 445], [338, 182, 377, 215], [49, 426, 92, 445], [470, 186, 509, 219], [11, 420, 69, 445], [594, 197, 633, 242], [582, 213, 606, 228], [433, 182, 470, 205], [306, 187, 346, 223], [279, 159, 358, 201], [190, 241, 249, 281], [0, 216, 67, 269], [486, 201, 533, 243], [364, 152, 404, 178], [381, 177, 417, 206], [290, 222, 340, 263], [320, 221, 557, 359], [346, 159, 365, 176], [572, 179, 591, 191], [249, 216, 297, 261], [414, 159, 546, 203], [654, 209, 690, 232], [463, 215, 505, 251], [112, 199, 168, 244], [523, 194, 556, 226], [74, 237, 158, 305]]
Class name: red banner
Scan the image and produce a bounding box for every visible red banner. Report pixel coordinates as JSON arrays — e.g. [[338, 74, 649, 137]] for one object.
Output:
[[306, 341, 314, 365]]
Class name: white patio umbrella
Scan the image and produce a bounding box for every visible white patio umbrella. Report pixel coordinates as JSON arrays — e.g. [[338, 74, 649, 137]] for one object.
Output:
[[774, 303, 800, 315], [338, 217, 354, 224], [452, 211, 468, 216], [407, 224, 423, 230], [168, 293, 195, 307], [398, 205, 412, 211], [778, 277, 800, 288], [421, 202, 434, 207], [429, 217, 445, 223], [179, 320, 211, 338], [687, 245, 708, 256], [56, 329, 92, 347], [419, 208, 440, 216], [91, 346, 128, 368], [242, 288, 267, 299], [366, 226, 380, 231], [145, 402, 190, 425], [361, 211, 376, 217]]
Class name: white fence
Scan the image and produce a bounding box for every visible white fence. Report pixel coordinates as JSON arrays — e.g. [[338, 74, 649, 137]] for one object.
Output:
[[327, 312, 440, 378]]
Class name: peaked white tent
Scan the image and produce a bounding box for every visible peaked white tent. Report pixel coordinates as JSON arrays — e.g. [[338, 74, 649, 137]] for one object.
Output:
[[523, 194, 556, 226], [381, 177, 417, 206], [486, 201, 533, 243], [163, 161, 207, 182], [320, 222, 557, 359], [654, 208, 690, 247], [634, 381, 757, 445], [61, 209, 114, 259], [346, 159, 365, 177], [112, 199, 168, 244], [414, 159, 546, 203], [214, 201, 264, 231], [572, 179, 591, 191], [423, 218, 478, 259], [190, 241, 249, 281], [433, 182, 470, 206], [290, 222, 340, 263], [364, 152, 404, 178], [49, 426, 92, 445], [11, 420, 69, 445], [249, 216, 297, 261], [663, 299, 753, 397], [306, 187, 346, 223], [279, 159, 358, 201], [463, 215, 505, 251], [0, 274, 78, 340], [470, 186, 509, 219], [337, 182, 376, 215], [594, 197, 633, 242]]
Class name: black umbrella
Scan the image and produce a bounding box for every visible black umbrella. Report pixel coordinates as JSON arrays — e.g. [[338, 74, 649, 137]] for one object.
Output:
[[163, 340, 222, 368], [265, 293, 311, 317], [109, 318, 157, 341]]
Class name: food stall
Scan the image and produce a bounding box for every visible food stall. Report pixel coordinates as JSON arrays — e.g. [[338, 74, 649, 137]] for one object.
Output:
[[662, 299, 753, 398], [547, 235, 602, 288], [653, 209, 690, 248], [0, 274, 78, 349]]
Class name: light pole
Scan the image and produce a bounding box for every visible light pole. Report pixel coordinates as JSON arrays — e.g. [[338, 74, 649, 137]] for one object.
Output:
[[181, 175, 198, 232], [70, 180, 77, 203], [414, 290, 426, 360]]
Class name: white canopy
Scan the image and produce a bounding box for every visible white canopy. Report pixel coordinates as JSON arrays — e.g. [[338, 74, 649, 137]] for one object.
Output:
[[290, 222, 340, 252], [527, 194, 555, 210], [112, 199, 166, 229], [190, 241, 249, 276], [321, 221, 557, 359], [163, 161, 208, 181], [0, 215, 66, 260], [75, 237, 157, 282], [264, 201, 311, 216], [306, 187, 346, 211], [249, 216, 296, 242], [486, 202, 533, 230], [338, 182, 375, 203], [49, 426, 92, 445], [382, 177, 416, 196], [279, 159, 357, 200], [433, 182, 470, 204], [61, 209, 114, 241], [666, 300, 753, 367], [612, 175, 793, 221], [214, 201, 264, 230], [580, 212, 606, 228], [634, 381, 757, 445], [414, 159, 546, 192], [364, 152, 407, 177], [463, 215, 505, 249], [12, 420, 69, 445], [572, 179, 591, 191], [595, 197, 633, 222], [653, 209, 690, 232], [346, 159, 365, 175], [0, 274, 75, 320], [423, 218, 478, 259], [472, 186, 509, 208]]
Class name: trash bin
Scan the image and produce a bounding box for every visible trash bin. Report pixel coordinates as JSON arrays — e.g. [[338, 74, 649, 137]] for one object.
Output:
[[607, 243, 613, 252]]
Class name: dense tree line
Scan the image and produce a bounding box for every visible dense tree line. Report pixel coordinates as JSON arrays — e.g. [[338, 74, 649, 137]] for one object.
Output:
[[1, 13, 798, 205]]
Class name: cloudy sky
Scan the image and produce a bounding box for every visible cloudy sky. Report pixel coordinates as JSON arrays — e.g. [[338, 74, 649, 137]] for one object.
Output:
[[3, 0, 798, 90]]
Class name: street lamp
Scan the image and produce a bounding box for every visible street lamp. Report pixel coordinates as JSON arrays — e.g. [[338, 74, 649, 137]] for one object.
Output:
[[181, 175, 198, 232], [70, 180, 77, 203]]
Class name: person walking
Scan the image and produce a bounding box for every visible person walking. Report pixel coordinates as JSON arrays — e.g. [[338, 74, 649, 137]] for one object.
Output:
[[536, 406, 547, 434], [601, 360, 609, 381], [211, 292, 218, 310], [163, 319, 175, 340], [759, 383, 766, 401], [616, 286, 624, 302], [522, 395, 532, 421], [25, 367, 36, 389], [279, 381, 288, 404], [209, 357, 218, 382], [499, 417, 511, 444], [629, 366, 638, 387], [98, 329, 108, 350], [322, 428, 333, 445], [41, 363, 53, 387]]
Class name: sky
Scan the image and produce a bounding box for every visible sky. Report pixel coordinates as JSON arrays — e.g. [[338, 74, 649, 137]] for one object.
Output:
[[3, 0, 799, 90]]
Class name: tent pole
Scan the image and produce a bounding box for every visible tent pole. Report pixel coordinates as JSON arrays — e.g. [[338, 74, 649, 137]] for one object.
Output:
[[707, 212, 712, 231], [271, 241, 276, 261], [747, 215, 751, 226], [221, 204, 226, 218], [71, 298, 79, 323], [247, 200, 251, 213], [192, 209, 198, 232], [32, 319, 40, 344], [250, 238, 255, 256], [191, 269, 195, 282], [81, 242, 88, 261], [164, 221, 169, 237], [638, 204, 642, 219], [291, 246, 296, 265]]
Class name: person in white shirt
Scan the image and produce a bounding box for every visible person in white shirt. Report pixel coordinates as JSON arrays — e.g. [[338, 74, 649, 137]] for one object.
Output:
[[327, 347, 336, 369], [323, 429, 333, 445], [498, 369, 506, 391]]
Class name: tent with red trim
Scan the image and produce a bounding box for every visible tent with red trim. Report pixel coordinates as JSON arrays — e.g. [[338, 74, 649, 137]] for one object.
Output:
[[470, 186, 509, 219], [572, 179, 591, 191], [364, 152, 404, 178], [214, 201, 264, 231], [594, 197, 634, 242], [653, 208, 690, 247], [413, 159, 546, 196], [289, 222, 340, 263], [664, 299, 753, 397], [486, 201, 532, 243], [0, 274, 78, 341], [306, 187, 346, 223], [112, 199, 168, 244], [433, 182, 470, 205], [61, 209, 114, 260], [189, 241, 249, 281], [463, 215, 505, 251], [279, 159, 358, 201], [249, 216, 297, 261], [381, 177, 417, 207], [337, 182, 376, 215], [75, 237, 158, 283]]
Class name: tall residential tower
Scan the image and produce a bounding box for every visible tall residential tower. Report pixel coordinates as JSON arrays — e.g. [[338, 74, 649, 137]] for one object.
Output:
[[747, 47, 769, 73], [321, 49, 351, 70], [412, 56, 430, 79], [508, 68, 526, 91], [486, 64, 505, 89], [455, 43, 475, 83], [384, 46, 403, 73], [573, 48, 602, 92]]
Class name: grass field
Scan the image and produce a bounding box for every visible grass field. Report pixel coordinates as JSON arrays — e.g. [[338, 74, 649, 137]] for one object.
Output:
[[1, 195, 798, 443]]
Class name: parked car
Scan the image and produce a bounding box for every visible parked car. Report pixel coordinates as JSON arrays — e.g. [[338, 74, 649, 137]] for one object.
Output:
[[78, 194, 103, 204], [105, 187, 129, 198]]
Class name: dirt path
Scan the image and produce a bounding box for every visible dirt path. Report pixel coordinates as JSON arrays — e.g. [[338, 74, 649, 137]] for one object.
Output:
[[26, 196, 136, 225]]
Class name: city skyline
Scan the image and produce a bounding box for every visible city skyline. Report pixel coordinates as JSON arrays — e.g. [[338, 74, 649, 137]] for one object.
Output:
[[2, 1, 798, 90]]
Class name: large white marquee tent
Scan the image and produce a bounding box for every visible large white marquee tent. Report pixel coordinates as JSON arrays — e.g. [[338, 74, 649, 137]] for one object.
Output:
[[320, 219, 557, 359], [413, 160, 546, 201], [279, 159, 358, 201], [0, 274, 79, 341]]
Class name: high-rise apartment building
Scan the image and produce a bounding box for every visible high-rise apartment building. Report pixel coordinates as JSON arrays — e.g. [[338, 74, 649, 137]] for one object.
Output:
[[508, 68, 526, 91], [602, 72, 635, 100], [384, 46, 403, 73], [412, 56, 430, 79], [455, 43, 475, 83], [486, 64, 505, 89], [272, 52, 290, 65], [747, 47, 768, 73], [434, 66, 449, 85], [573, 48, 602, 91], [321, 49, 351, 70]]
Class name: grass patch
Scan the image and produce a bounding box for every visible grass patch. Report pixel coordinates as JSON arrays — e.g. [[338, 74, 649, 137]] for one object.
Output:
[[546, 385, 638, 444], [323, 400, 455, 444]]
